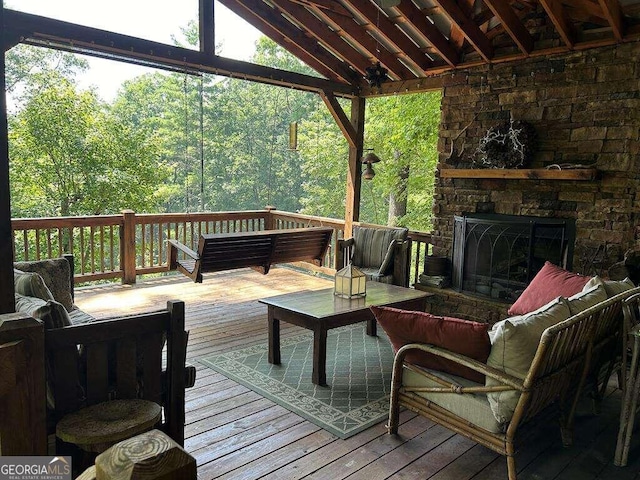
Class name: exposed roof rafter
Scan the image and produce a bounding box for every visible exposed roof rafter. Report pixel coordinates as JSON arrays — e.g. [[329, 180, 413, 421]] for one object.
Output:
[[340, 0, 433, 74], [429, 0, 494, 61], [538, 0, 576, 47], [483, 0, 534, 54], [219, 0, 358, 83], [392, 1, 459, 67], [270, 0, 372, 76]]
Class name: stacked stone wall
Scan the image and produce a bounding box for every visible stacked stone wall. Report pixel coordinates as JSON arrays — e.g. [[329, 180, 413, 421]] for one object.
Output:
[[427, 41, 640, 321]]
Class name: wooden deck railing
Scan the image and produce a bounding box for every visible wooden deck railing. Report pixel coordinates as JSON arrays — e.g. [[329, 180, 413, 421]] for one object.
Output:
[[11, 208, 432, 286]]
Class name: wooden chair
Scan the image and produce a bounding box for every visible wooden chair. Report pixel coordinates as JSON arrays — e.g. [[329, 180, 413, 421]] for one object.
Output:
[[46, 300, 189, 456], [336, 226, 411, 287], [168, 227, 333, 282]]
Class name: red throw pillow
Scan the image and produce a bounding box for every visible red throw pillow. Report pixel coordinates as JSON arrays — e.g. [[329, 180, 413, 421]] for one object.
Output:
[[508, 261, 591, 316], [371, 306, 490, 383]]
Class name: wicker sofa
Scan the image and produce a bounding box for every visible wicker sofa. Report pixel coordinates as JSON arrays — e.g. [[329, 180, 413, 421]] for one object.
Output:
[[12, 255, 196, 446], [379, 271, 639, 480]]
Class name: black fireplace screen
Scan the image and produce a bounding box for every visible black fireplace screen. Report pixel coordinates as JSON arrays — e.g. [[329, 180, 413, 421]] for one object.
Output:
[[452, 214, 575, 301]]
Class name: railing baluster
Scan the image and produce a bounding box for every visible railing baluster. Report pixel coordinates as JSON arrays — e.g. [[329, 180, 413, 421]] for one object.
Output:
[[110, 226, 115, 272], [141, 223, 147, 268], [99, 226, 104, 273], [22, 230, 28, 260], [35, 229, 41, 260], [80, 226, 86, 275], [90, 225, 96, 274], [46, 229, 52, 258]]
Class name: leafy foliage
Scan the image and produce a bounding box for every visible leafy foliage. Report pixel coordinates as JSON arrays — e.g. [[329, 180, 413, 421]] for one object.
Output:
[[6, 34, 441, 232]]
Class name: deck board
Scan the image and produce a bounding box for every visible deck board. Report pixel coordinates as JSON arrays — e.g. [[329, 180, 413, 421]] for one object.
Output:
[[74, 267, 640, 480]]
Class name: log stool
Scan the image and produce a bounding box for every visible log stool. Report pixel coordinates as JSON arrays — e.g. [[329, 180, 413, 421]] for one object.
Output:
[[76, 429, 196, 480], [56, 399, 161, 470]]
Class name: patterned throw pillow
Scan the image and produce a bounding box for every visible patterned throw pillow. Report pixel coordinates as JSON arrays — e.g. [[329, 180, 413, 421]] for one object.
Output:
[[15, 294, 72, 330], [14, 258, 75, 312], [14, 269, 55, 302]]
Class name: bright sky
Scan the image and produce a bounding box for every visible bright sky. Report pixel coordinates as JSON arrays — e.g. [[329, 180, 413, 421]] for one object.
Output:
[[10, 0, 262, 101]]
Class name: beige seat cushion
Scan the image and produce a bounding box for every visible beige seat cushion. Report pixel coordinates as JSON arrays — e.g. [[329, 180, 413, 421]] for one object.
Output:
[[486, 297, 571, 424], [403, 366, 503, 434]]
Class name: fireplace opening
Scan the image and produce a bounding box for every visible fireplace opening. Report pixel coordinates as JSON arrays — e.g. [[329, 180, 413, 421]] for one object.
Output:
[[452, 213, 576, 302]]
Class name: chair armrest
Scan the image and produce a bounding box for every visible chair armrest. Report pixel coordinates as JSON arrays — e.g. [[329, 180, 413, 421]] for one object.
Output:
[[394, 343, 525, 391], [392, 239, 411, 287], [168, 239, 200, 260], [336, 238, 355, 269], [337, 238, 355, 249]]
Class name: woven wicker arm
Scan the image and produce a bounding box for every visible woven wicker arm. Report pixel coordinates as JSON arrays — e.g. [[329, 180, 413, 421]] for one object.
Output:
[[393, 343, 525, 393]]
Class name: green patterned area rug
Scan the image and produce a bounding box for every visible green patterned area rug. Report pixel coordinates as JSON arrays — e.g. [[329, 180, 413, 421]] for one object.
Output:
[[200, 324, 394, 439]]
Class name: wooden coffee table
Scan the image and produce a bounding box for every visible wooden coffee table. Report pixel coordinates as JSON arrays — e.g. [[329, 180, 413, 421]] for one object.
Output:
[[259, 283, 430, 386]]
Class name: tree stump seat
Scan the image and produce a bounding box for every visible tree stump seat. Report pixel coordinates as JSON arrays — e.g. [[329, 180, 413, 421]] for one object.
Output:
[[56, 399, 162, 453], [75, 429, 196, 480]]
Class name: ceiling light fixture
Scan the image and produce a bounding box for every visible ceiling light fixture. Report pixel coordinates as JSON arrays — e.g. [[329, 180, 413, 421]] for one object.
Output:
[[361, 150, 382, 180]]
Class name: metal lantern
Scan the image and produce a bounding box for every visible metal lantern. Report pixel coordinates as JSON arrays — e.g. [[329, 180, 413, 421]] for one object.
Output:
[[334, 263, 367, 299]]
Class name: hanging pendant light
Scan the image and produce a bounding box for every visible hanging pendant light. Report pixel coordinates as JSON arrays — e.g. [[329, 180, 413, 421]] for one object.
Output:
[[362, 151, 382, 180]]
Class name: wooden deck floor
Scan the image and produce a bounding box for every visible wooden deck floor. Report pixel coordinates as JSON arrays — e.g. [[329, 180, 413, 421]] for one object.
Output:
[[74, 267, 640, 480]]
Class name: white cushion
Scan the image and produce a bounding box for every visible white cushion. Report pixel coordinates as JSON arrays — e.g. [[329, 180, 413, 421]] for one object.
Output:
[[565, 282, 608, 315], [486, 297, 571, 423], [403, 366, 504, 433]]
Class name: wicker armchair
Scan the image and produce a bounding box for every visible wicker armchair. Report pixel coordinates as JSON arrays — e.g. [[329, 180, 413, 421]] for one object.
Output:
[[336, 226, 410, 287], [388, 287, 640, 480]]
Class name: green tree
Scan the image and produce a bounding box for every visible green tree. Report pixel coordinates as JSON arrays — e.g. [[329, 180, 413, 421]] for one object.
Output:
[[5, 44, 88, 100], [362, 92, 441, 230], [9, 75, 168, 217]]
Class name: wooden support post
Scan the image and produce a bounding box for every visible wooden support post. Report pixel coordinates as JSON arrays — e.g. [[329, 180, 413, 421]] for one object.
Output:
[[0, 2, 15, 314], [0, 313, 47, 455], [344, 96, 365, 240], [264, 206, 276, 231], [199, 0, 215, 56], [165, 300, 187, 446], [120, 210, 137, 285]]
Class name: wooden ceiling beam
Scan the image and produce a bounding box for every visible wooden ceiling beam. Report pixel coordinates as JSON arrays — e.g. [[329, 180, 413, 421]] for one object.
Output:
[[539, 0, 575, 47], [393, 1, 459, 67], [310, 5, 415, 80], [270, 0, 372, 76], [320, 90, 357, 147], [291, 0, 352, 17], [199, 0, 215, 55], [340, 0, 432, 73], [4, 9, 357, 96], [482, 0, 534, 54], [597, 0, 624, 40], [220, 0, 357, 83], [430, 0, 493, 61]]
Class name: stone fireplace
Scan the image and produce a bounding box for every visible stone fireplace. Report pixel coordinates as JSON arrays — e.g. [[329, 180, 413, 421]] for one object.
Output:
[[421, 42, 639, 323], [452, 213, 575, 302]]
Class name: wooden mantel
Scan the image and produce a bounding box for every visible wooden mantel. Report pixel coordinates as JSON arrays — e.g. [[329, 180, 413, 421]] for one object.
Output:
[[439, 168, 598, 180]]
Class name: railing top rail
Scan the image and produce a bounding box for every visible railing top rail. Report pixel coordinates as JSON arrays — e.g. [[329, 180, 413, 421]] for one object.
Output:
[[270, 211, 346, 228], [134, 210, 271, 224], [12, 215, 124, 229]]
